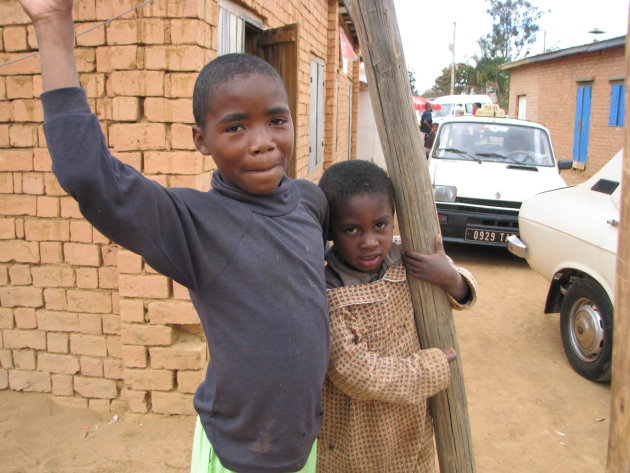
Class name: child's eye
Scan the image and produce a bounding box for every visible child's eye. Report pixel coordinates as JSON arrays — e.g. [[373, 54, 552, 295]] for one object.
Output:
[[343, 226, 359, 235], [270, 117, 288, 126], [375, 222, 388, 230], [225, 124, 245, 133]]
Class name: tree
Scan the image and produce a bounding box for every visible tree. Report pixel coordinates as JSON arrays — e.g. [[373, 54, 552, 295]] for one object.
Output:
[[478, 0, 546, 60], [424, 63, 476, 97], [408, 68, 419, 96]]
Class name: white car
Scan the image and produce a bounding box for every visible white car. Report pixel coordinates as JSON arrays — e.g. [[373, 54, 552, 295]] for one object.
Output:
[[429, 111, 572, 246], [508, 149, 622, 382]]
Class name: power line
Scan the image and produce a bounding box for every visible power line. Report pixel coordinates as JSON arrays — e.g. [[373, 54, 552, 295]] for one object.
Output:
[[0, 0, 156, 69]]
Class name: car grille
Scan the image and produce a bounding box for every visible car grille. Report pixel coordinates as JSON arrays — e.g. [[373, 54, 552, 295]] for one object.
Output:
[[456, 197, 522, 209]]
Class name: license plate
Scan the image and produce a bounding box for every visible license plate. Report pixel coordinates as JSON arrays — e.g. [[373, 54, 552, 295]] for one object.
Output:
[[465, 228, 515, 243]]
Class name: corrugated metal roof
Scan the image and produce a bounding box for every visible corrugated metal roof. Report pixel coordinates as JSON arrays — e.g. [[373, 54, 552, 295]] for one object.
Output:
[[499, 35, 626, 70]]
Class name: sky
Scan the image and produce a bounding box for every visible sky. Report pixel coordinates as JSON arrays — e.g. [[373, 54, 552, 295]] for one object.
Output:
[[394, 0, 629, 94]]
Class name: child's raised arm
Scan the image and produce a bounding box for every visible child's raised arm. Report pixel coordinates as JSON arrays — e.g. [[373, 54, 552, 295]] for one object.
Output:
[[401, 234, 470, 302], [19, 0, 79, 91]]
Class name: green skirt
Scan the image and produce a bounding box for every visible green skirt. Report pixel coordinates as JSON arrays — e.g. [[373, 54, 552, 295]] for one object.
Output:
[[189, 416, 317, 473]]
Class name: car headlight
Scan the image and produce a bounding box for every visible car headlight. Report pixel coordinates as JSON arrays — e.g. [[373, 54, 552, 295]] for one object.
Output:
[[433, 185, 457, 202]]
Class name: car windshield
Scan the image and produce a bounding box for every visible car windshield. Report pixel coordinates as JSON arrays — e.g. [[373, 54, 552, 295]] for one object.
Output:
[[431, 122, 556, 166], [432, 105, 454, 118]]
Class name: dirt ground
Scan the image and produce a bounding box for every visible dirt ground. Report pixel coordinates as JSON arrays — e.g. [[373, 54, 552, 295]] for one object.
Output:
[[0, 243, 611, 473]]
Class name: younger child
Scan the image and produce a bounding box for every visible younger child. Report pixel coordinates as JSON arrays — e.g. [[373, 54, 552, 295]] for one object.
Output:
[[21, 1, 328, 472], [317, 160, 477, 473]]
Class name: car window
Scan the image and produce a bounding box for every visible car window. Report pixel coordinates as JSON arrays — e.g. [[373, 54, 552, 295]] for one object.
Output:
[[432, 122, 556, 166]]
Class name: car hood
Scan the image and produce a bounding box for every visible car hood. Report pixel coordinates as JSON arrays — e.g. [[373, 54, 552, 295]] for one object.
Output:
[[430, 159, 567, 202]]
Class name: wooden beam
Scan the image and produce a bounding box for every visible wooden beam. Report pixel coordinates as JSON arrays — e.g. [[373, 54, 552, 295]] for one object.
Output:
[[606, 8, 630, 473], [348, 1, 475, 472]]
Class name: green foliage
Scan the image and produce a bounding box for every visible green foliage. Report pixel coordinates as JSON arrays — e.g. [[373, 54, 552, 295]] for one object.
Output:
[[426, 0, 545, 109]]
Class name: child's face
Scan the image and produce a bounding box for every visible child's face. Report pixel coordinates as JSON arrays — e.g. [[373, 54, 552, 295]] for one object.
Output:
[[192, 74, 293, 195], [330, 193, 394, 274]]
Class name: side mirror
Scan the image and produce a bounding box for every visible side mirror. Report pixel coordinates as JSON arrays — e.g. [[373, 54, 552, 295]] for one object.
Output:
[[557, 160, 573, 171]]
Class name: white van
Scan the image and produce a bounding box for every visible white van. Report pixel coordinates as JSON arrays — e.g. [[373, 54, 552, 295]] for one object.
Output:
[[431, 94, 493, 124]]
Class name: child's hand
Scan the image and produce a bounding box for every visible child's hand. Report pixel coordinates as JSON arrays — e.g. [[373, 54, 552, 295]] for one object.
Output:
[[18, 0, 73, 23], [443, 348, 457, 363], [402, 234, 469, 301]]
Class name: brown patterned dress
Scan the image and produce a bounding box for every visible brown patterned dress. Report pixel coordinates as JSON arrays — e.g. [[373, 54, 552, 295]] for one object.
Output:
[[317, 262, 477, 473]]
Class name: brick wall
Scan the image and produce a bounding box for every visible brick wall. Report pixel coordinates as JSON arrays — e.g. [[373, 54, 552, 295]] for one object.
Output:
[[0, 0, 357, 413], [507, 45, 625, 185]]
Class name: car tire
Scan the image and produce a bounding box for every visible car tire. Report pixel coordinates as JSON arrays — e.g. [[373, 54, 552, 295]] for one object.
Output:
[[560, 278, 613, 382]]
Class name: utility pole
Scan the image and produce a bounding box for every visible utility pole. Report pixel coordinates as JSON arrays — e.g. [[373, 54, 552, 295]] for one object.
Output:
[[450, 22, 456, 95]]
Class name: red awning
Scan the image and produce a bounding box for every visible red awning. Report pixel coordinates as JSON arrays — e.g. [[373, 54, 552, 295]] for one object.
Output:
[[340, 27, 358, 60], [412, 96, 441, 111]]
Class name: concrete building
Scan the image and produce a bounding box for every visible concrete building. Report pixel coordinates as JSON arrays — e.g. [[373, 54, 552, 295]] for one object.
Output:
[[0, 0, 360, 414], [501, 36, 625, 184]]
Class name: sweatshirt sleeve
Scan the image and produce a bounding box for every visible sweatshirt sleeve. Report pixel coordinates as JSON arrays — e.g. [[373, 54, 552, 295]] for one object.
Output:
[[42, 87, 203, 289], [447, 264, 478, 310], [326, 305, 451, 404]]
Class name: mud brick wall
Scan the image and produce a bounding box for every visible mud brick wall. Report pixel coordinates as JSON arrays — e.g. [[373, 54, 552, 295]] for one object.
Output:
[[0, 0, 357, 414], [506, 44, 625, 185]]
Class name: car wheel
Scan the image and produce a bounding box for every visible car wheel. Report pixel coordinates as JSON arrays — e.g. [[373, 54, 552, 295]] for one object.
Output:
[[560, 278, 613, 382]]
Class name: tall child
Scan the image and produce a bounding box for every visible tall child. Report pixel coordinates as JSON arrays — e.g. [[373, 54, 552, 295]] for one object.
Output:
[[317, 160, 477, 473], [20, 1, 329, 472]]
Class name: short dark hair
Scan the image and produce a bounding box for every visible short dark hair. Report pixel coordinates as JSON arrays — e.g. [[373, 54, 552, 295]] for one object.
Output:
[[192, 53, 286, 127], [319, 160, 395, 224]]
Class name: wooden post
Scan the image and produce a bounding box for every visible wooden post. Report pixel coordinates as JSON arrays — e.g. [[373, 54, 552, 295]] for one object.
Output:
[[606, 9, 630, 473], [348, 1, 475, 472]]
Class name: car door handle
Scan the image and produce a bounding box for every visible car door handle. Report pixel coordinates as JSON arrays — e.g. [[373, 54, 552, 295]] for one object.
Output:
[[607, 219, 619, 227]]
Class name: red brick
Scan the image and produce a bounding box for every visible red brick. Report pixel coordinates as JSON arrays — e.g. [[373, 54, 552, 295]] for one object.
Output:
[[0, 53, 41, 75], [111, 96, 140, 121], [36, 310, 79, 332], [80, 356, 103, 377], [107, 334, 122, 357], [151, 390, 195, 415], [144, 150, 202, 174], [177, 370, 203, 394], [76, 267, 99, 289], [147, 300, 199, 325], [101, 245, 117, 266], [3, 329, 46, 349], [74, 375, 118, 399], [109, 122, 166, 151], [0, 149, 33, 171], [0, 308, 14, 329], [5, 75, 33, 99], [80, 73, 106, 98], [104, 358, 123, 380], [0, 240, 39, 263], [165, 73, 197, 98], [38, 352, 80, 374], [44, 173, 67, 196], [31, 265, 74, 288], [51, 373, 73, 396], [119, 299, 145, 323], [37, 196, 60, 218], [9, 264, 32, 285], [150, 342, 205, 370], [144, 97, 194, 123], [47, 332, 69, 353], [0, 369, 7, 389], [166, 0, 205, 18], [75, 47, 96, 73], [97, 45, 138, 72], [106, 19, 139, 45], [172, 280, 191, 300], [24, 218, 70, 241], [64, 242, 101, 266], [124, 388, 149, 413], [0, 194, 37, 216], [13, 349, 36, 369], [43, 288, 67, 311], [0, 2, 30, 26], [140, 18, 166, 44], [0, 124, 9, 147], [10, 99, 43, 122], [171, 123, 197, 150], [14, 307, 36, 328], [67, 289, 112, 314], [60, 197, 82, 218], [9, 369, 51, 393], [107, 70, 165, 96], [145, 45, 206, 72], [69, 220, 93, 243], [40, 241, 63, 263], [0, 348, 14, 367], [3, 25, 28, 51], [121, 322, 173, 346], [9, 124, 38, 147], [75, 22, 106, 47], [0, 218, 13, 240], [122, 344, 147, 368], [99, 267, 118, 290], [124, 367, 174, 391], [0, 286, 43, 308], [70, 333, 108, 356], [22, 173, 45, 195], [52, 396, 88, 408], [119, 274, 170, 299]]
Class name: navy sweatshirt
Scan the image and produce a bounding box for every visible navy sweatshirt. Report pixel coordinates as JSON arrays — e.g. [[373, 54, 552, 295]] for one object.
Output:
[[42, 88, 330, 473]]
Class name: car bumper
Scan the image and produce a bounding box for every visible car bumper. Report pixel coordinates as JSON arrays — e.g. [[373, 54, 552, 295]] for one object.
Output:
[[507, 234, 528, 258], [436, 203, 519, 247]]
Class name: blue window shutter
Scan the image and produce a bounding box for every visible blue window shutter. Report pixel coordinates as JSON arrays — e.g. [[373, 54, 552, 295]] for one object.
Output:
[[609, 85, 619, 126]]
